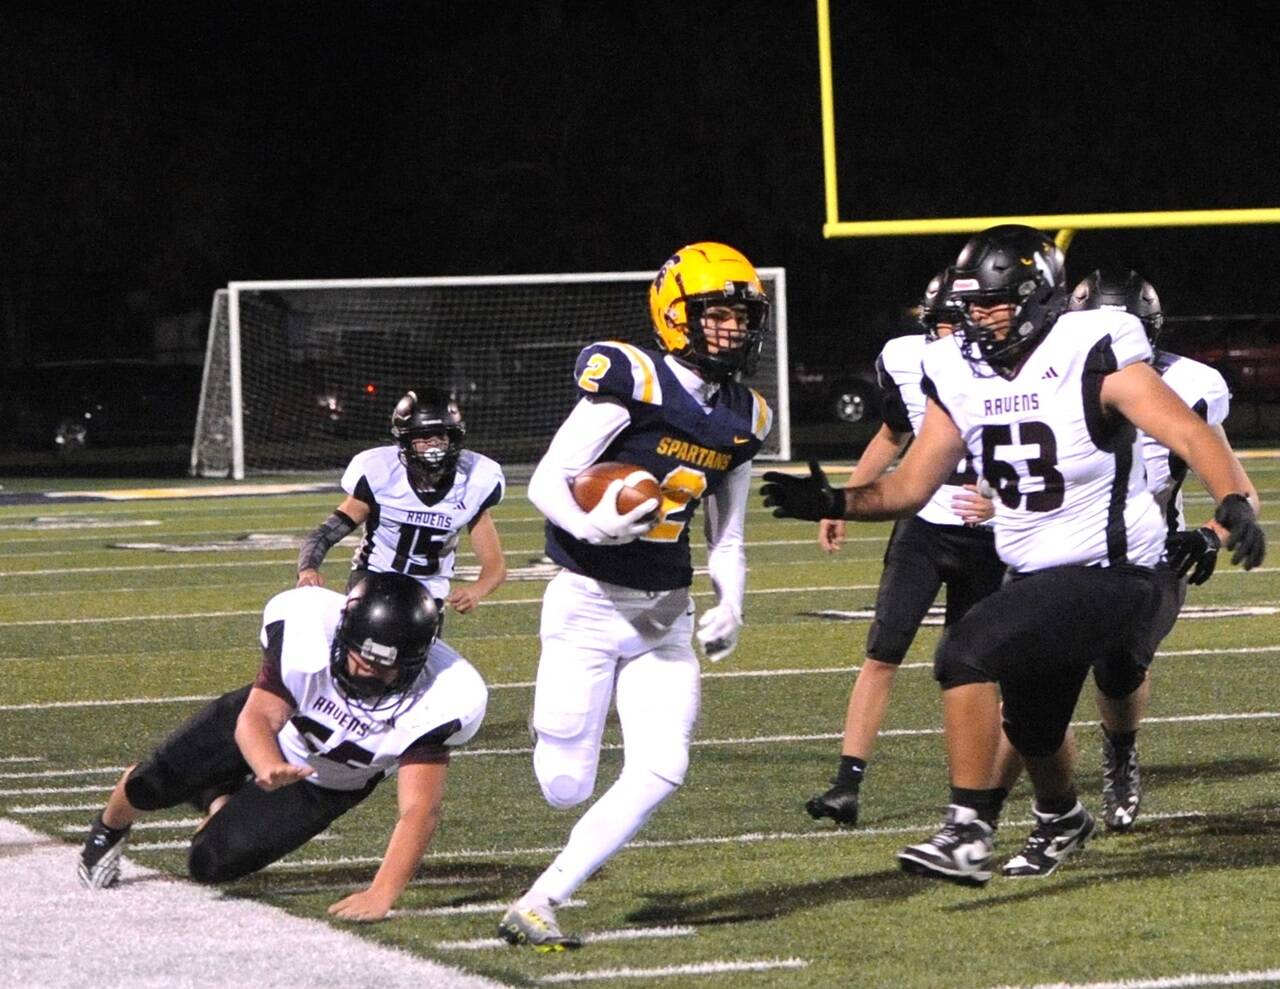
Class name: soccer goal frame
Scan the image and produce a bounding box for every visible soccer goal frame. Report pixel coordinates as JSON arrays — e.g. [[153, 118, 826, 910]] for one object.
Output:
[[191, 270, 791, 479]]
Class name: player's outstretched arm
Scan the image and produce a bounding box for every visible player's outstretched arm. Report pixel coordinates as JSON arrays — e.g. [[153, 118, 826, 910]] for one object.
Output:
[[819, 424, 912, 552], [328, 760, 449, 922], [235, 688, 313, 790], [449, 510, 507, 613], [297, 496, 370, 587]]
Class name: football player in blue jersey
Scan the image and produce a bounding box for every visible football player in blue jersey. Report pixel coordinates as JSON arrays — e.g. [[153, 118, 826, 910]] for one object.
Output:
[[763, 225, 1265, 886], [295, 387, 508, 616], [497, 242, 774, 950]]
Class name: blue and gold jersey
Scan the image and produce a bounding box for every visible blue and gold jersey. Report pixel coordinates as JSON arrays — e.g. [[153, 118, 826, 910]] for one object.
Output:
[[546, 341, 773, 591]]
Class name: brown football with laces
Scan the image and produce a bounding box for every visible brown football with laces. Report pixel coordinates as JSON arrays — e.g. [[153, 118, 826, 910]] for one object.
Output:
[[570, 462, 662, 522]]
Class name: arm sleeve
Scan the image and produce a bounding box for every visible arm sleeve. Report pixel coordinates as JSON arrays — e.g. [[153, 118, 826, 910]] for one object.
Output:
[[527, 397, 632, 540], [702, 459, 752, 616], [398, 720, 459, 767], [297, 509, 358, 573]]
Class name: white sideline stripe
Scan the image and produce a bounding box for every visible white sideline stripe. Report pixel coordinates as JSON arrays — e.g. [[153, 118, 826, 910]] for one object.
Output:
[[437, 925, 697, 951], [259, 811, 1209, 870], [987, 968, 1280, 989], [0, 817, 505, 989], [538, 957, 809, 983], [391, 897, 584, 918]]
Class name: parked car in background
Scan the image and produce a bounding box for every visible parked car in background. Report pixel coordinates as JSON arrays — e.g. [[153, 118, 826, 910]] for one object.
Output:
[[1168, 316, 1280, 403], [5, 360, 203, 452], [789, 359, 882, 425]]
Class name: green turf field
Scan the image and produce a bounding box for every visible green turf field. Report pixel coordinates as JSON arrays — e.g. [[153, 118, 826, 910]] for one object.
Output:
[[2, 465, 1278, 988]]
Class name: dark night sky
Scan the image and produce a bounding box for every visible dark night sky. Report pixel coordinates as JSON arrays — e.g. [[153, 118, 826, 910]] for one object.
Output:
[[3, 1, 1279, 368]]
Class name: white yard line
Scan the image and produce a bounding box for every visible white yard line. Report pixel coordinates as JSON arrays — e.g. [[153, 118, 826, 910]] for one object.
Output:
[[986, 969, 1280, 989], [391, 897, 584, 918], [437, 925, 697, 951], [537, 957, 809, 983]]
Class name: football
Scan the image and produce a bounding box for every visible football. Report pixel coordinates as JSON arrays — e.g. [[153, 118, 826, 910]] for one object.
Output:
[[571, 462, 662, 519]]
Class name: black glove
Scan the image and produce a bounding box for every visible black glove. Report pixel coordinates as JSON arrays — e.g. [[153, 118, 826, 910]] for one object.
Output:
[[1213, 493, 1267, 570], [761, 460, 845, 521], [1165, 526, 1220, 585]]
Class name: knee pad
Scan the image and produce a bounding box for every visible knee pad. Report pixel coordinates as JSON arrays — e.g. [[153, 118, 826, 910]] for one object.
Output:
[[124, 759, 187, 812], [933, 636, 992, 690], [1093, 657, 1147, 700], [533, 738, 597, 809], [864, 621, 910, 666], [1002, 715, 1068, 759]]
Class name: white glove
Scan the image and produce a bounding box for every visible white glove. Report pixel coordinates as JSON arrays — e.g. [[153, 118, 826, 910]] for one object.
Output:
[[581, 479, 660, 545], [696, 602, 742, 662]]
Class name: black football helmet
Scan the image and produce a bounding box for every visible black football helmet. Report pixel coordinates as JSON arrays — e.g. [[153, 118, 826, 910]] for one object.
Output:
[[918, 269, 961, 340], [390, 387, 465, 491], [949, 225, 1068, 373], [330, 572, 440, 710], [1069, 269, 1165, 347]]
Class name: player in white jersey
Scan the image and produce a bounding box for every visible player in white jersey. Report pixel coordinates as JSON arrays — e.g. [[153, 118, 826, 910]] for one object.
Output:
[[498, 242, 772, 951], [806, 273, 1006, 828], [296, 387, 507, 616], [1064, 270, 1254, 830], [77, 573, 488, 921], [763, 225, 1266, 886]]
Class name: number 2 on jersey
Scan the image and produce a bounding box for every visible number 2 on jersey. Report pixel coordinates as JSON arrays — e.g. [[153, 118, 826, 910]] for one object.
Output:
[[643, 466, 708, 542]]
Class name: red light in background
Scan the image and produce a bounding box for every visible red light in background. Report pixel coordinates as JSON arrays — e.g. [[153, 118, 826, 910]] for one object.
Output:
[[364, 382, 377, 395]]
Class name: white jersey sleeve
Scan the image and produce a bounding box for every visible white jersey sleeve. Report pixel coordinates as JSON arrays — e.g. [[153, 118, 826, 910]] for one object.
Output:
[[340, 446, 505, 599], [259, 587, 488, 791], [878, 334, 979, 527], [921, 309, 1165, 572], [1143, 352, 1232, 531]]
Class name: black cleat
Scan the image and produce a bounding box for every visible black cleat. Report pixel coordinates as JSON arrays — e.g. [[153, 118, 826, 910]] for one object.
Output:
[[77, 814, 131, 889], [1002, 803, 1095, 877], [805, 781, 861, 826], [897, 805, 994, 887], [1101, 732, 1142, 832]]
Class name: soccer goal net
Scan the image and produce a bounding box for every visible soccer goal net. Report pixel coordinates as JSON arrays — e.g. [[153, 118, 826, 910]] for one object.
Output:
[[190, 271, 791, 478]]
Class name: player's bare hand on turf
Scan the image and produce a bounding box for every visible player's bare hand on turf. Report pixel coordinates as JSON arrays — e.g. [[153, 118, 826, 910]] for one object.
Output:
[[952, 483, 995, 526], [818, 518, 846, 553], [328, 887, 395, 922], [1166, 526, 1220, 585], [296, 568, 325, 588], [761, 461, 844, 522], [448, 586, 482, 614], [254, 763, 315, 790], [1213, 494, 1267, 569]]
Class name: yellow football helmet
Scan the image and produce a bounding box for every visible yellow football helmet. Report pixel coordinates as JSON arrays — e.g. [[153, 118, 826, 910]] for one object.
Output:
[[648, 241, 770, 382]]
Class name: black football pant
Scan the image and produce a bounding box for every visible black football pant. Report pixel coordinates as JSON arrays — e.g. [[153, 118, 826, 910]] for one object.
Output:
[[124, 684, 378, 883]]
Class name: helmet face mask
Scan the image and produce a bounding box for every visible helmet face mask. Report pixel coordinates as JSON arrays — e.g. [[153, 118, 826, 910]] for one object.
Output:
[[330, 573, 440, 713], [649, 242, 770, 383], [1069, 269, 1165, 347], [949, 225, 1067, 375], [390, 388, 465, 492]]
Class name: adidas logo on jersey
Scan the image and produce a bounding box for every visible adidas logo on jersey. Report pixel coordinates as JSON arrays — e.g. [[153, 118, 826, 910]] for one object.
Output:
[[1042, 367, 1059, 379]]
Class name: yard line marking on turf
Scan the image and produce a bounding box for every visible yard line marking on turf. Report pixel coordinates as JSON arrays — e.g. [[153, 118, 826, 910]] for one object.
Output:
[[0, 784, 114, 796], [391, 898, 585, 918], [260, 812, 1210, 870], [436, 925, 697, 951], [9, 803, 104, 813], [987, 967, 1280, 989], [0, 695, 214, 712], [128, 833, 338, 852], [0, 765, 129, 779], [264, 874, 501, 896], [59, 819, 201, 832], [537, 957, 809, 983], [0, 756, 42, 763]]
